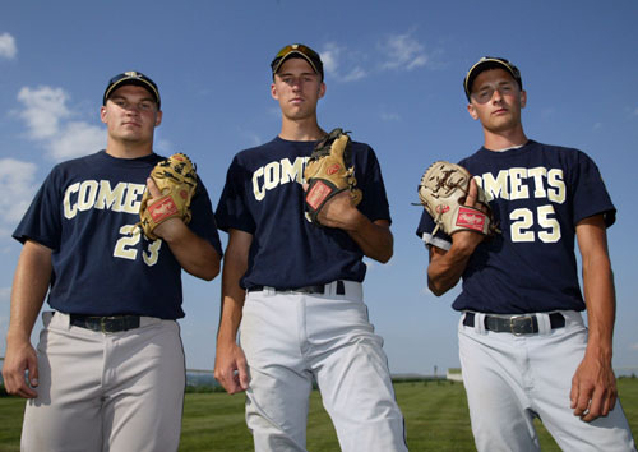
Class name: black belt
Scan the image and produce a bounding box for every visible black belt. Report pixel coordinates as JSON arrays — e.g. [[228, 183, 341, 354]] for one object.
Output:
[[249, 280, 346, 296], [68, 314, 141, 333], [463, 312, 565, 335]]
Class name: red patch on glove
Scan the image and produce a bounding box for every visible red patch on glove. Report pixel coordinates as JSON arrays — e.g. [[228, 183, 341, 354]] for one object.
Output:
[[306, 181, 332, 210], [456, 206, 486, 232], [149, 196, 178, 222]]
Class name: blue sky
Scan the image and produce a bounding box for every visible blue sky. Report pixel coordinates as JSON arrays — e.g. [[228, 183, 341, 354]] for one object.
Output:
[[1, 0, 637, 375]]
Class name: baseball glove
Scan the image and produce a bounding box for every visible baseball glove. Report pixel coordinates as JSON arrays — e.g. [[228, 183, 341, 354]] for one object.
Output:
[[137, 153, 198, 240], [418, 161, 497, 236], [304, 128, 362, 224]]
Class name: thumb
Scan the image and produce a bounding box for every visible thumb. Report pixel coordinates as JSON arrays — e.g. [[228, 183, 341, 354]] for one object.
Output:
[[239, 361, 250, 390], [147, 177, 162, 199], [28, 352, 39, 387], [570, 377, 579, 409], [465, 178, 478, 208]]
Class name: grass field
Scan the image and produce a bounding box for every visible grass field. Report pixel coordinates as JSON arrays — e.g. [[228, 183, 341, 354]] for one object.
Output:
[[1, 379, 636, 451]]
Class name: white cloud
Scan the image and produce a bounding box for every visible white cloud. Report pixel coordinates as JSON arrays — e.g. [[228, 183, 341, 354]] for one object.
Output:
[[0, 32, 17, 59], [320, 42, 367, 83], [343, 66, 366, 82], [17, 86, 105, 160], [49, 122, 105, 159], [18, 87, 70, 139], [381, 112, 401, 122], [379, 31, 427, 72], [0, 159, 38, 224], [154, 138, 174, 155], [321, 43, 340, 76]]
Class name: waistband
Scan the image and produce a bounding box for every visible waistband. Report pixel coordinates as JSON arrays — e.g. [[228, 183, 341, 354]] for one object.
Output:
[[248, 280, 348, 296], [50, 312, 164, 333], [463, 312, 565, 335]]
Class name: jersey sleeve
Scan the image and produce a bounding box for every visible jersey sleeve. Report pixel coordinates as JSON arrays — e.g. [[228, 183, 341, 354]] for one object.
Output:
[[571, 151, 616, 227], [415, 209, 452, 250], [356, 146, 391, 224], [188, 178, 223, 257], [215, 155, 256, 234], [12, 166, 63, 250]]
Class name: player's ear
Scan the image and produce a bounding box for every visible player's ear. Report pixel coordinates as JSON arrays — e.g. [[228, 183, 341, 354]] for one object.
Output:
[[467, 103, 479, 120], [318, 82, 326, 99], [100, 105, 107, 124], [520, 90, 527, 109], [155, 110, 162, 126], [271, 82, 278, 100]]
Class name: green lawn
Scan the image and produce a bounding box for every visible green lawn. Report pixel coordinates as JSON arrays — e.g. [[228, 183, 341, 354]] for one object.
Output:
[[1, 379, 636, 451]]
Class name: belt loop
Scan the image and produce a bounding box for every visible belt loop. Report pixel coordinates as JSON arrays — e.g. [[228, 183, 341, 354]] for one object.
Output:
[[266, 286, 275, 297], [336, 280, 346, 296], [49, 311, 70, 330], [536, 313, 551, 335], [475, 313, 487, 335]]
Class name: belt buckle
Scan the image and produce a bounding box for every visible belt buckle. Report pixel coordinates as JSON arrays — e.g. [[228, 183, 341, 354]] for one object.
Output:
[[509, 316, 533, 336], [101, 317, 113, 333], [101, 316, 124, 333]]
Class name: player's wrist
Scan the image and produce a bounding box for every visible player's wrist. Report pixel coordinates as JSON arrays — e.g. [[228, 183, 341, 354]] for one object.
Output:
[[584, 342, 613, 365], [153, 218, 187, 242], [5, 331, 32, 347], [450, 234, 480, 257]]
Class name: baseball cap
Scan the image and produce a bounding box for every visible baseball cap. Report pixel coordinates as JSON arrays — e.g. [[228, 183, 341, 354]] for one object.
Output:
[[463, 56, 522, 101], [271, 43, 324, 80], [103, 71, 161, 109]]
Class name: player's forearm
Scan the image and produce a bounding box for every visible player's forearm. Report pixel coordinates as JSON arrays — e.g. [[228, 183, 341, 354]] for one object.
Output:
[[217, 234, 250, 344], [576, 216, 616, 363], [427, 243, 473, 296], [346, 215, 393, 263], [161, 223, 220, 281], [582, 250, 615, 363], [6, 241, 51, 343]]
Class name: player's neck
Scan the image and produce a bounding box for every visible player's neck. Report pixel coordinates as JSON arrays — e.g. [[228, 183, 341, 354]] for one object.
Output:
[[106, 138, 154, 159], [279, 117, 324, 141], [483, 126, 527, 151]]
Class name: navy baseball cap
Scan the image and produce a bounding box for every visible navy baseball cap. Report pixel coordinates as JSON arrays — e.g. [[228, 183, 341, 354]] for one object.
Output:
[[463, 56, 522, 101], [103, 71, 161, 109], [271, 43, 324, 80]]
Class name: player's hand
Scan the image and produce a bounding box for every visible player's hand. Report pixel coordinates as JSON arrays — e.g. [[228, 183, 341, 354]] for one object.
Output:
[[451, 179, 486, 252], [213, 341, 249, 395], [310, 190, 360, 231], [2, 338, 38, 398], [145, 177, 184, 240], [570, 353, 618, 422]]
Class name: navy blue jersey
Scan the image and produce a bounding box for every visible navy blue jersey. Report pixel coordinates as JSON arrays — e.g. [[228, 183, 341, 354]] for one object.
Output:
[[416, 140, 615, 314], [216, 136, 391, 289], [13, 150, 223, 319]]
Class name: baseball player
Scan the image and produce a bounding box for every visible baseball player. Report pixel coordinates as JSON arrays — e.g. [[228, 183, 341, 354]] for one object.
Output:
[[3, 72, 223, 452], [416, 56, 636, 451], [213, 43, 408, 452]]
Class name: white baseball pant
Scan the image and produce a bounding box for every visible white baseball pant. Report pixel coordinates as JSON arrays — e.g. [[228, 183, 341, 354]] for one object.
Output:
[[459, 310, 636, 452], [20, 311, 186, 452], [239, 281, 408, 452]]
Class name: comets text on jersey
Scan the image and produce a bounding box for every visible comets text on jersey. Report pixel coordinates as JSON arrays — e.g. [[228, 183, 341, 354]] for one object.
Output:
[[474, 167, 565, 203], [64, 180, 145, 219], [252, 156, 310, 201]]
